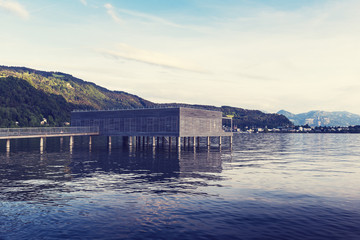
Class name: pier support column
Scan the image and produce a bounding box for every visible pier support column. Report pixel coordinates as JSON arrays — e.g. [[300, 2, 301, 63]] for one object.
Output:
[[60, 137, 64, 150], [123, 136, 131, 146], [69, 136, 74, 154], [107, 136, 112, 153], [152, 137, 156, 147], [129, 139, 133, 152], [40, 137, 44, 153], [107, 136, 112, 147], [219, 136, 222, 146], [230, 136, 233, 146], [137, 136, 141, 146], [6, 139, 10, 153], [177, 137, 181, 147], [193, 137, 196, 148], [89, 136, 92, 152], [207, 136, 210, 147]]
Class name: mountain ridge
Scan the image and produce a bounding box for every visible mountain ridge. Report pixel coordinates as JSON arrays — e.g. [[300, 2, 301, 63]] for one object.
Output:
[[277, 109, 360, 127], [0, 65, 156, 110], [0, 65, 293, 128]]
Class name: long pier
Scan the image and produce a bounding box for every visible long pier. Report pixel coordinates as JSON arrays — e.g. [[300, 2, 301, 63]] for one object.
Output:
[[0, 126, 99, 139], [0, 127, 232, 154], [0, 126, 99, 153], [1, 108, 234, 154]]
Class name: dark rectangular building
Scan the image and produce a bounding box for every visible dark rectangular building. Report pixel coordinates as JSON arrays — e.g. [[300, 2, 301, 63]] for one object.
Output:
[[71, 107, 232, 137]]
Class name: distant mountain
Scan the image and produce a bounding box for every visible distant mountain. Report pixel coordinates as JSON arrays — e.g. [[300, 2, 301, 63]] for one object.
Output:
[[277, 110, 360, 127], [0, 65, 293, 128]]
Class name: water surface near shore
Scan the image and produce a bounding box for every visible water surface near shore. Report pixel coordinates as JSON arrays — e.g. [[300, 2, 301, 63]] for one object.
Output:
[[1, 134, 360, 239]]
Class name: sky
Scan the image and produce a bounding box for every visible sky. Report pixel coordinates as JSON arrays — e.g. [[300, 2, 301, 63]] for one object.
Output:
[[1, 0, 360, 114]]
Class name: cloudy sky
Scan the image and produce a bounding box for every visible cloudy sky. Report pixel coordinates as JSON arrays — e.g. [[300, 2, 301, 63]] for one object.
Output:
[[1, 0, 359, 114]]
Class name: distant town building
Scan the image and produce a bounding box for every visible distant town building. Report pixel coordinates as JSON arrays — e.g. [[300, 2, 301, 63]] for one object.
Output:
[[40, 118, 47, 125]]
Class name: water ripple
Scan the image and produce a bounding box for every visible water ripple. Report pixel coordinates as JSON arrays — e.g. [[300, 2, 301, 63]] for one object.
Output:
[[1, 134, 360, 239]]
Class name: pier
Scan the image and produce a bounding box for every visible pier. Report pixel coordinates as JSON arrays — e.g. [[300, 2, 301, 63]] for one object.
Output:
[[0, 126, 99, 153], [71, 107, 233, 148], [1, 107, 233, 153]]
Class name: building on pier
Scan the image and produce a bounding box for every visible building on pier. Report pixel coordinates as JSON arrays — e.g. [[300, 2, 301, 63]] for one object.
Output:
[[71, 107, 232, 146], [71, 107, 231, 137], [1, 107, 232, 153]]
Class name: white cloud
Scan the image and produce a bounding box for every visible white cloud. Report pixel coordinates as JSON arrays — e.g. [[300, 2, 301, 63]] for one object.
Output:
[[103, 3, 202, 31], [99, 43, 205, 73], [0, 0, 29, 19], [104, 3, 122, 24], [80, 0, 87, 6], [3, 0, 360, 114], [86, 0, 360, 113], [114, 7, 188, 29]]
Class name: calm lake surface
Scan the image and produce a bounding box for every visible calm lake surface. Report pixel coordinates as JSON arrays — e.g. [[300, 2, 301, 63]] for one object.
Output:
[[1, 134, 360, 240]]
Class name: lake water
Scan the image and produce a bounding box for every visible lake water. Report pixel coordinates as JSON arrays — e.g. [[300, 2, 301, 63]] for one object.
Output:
[[1, 134, 360, 240]]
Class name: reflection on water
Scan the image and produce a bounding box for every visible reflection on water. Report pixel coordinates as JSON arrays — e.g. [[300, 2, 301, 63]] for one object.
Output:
[[1, 134, 360, 240], [0, 137, 226, 203]]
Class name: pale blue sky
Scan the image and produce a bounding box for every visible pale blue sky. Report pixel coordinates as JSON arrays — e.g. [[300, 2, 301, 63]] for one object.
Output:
[[1, 0, 359, 114]]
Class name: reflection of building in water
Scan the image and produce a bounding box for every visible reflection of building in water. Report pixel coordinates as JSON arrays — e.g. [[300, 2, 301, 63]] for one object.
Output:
[[68, 147, 224, 179], [0, 150, 73, 202], [0, 144, 226, 202], [178, 150, 222, 173]]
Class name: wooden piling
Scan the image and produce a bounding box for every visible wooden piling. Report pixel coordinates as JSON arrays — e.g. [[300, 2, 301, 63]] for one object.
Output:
[[6, 139, 10, 153]]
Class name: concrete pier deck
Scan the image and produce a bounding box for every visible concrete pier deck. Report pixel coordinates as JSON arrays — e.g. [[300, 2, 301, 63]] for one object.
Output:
[[0, 127, 99, 140]]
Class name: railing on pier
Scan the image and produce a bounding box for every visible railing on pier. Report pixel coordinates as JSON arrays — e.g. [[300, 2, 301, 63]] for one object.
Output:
[[0, 126, 99, 138]]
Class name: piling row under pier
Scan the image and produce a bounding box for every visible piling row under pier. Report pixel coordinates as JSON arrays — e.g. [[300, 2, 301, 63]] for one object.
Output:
[[2, 136, 73, 154], [1, 135, 232, 154], [123, 135, 232, 148]]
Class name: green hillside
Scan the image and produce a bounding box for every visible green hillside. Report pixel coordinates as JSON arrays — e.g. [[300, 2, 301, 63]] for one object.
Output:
[[0, 66, 155, 110], [0, 76, 73, 127], [0, 65, 293, 128]]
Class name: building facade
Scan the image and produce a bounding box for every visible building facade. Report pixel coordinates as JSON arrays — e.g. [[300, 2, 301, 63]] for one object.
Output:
[[71, 107, 231, 137]]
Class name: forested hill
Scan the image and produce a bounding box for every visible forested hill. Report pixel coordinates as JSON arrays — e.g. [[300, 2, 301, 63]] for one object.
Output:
[[159, 103, 292, 129], [0, 66, 155, 110], [0, 65, 292, 128], [0, 76, 73, 127]]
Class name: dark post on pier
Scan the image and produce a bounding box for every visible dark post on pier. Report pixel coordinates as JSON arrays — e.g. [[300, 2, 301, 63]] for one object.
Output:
[[71, 107, 233, 148]]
